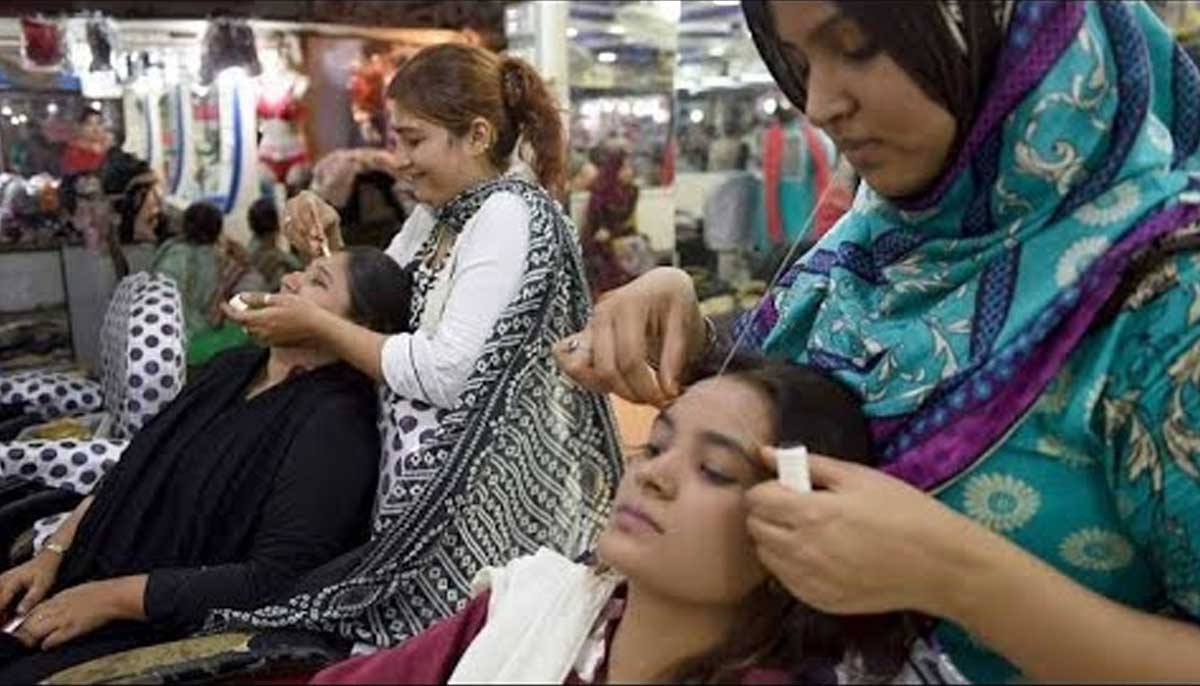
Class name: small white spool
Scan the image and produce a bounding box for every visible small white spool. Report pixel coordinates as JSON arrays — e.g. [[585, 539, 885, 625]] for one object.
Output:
[[776, 445, 811, 493], [228, 293, 251, 312]]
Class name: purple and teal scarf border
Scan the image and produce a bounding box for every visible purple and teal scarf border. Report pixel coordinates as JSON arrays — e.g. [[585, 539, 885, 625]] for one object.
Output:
[[739, 1, 1200, 491]]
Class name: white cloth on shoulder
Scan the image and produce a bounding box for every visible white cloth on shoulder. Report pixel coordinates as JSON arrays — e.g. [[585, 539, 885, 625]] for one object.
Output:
[[446, 547, 971, 685], [448, 548, 620, 685]]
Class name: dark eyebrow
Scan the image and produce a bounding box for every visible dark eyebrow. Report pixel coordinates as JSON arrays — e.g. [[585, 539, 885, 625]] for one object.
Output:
[[390, 124, 422, 136], [779, 10, 847, 53], [698, 430, 759, 471], [660, 406, 763, 473], [653, 413, 675, 433]]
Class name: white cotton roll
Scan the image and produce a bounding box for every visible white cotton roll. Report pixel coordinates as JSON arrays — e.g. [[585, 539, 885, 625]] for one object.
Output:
[[228, 293, 251, 312], [776, 445, 811, 493], [3, 616, 27, 634]]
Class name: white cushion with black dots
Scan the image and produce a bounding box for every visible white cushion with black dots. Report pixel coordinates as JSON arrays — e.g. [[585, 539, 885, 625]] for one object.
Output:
[[0, 439, 123, 493], [98, 273, 186, 439], [0, 370, 103, 420], [372, 392, 448, 532]]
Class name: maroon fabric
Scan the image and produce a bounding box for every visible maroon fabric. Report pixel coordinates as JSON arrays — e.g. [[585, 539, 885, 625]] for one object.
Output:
[[310, 583, 799, 684], [582, 149, 640, 294], [584, 150, 638, 240], [309, 591, 491, 684]]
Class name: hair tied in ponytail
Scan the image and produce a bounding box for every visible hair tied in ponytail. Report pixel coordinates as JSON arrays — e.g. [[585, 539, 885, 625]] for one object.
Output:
[[500, 61, 525, 127]]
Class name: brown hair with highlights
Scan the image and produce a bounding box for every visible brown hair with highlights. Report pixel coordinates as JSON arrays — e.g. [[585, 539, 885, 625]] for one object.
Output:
[[386, 43, 566, 196]]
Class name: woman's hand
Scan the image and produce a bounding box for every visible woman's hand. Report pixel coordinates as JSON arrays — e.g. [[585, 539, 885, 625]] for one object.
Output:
[[0, 552, 62, 619], [221, 292, 331, 348], [746, 451, 1002, 618], [283, 191, 343, 260], [553, 267, 706, 407], [14, 581, 123, 650]]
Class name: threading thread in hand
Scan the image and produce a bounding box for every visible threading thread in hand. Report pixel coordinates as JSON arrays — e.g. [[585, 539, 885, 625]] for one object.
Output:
[[716, 154, 850, 378]]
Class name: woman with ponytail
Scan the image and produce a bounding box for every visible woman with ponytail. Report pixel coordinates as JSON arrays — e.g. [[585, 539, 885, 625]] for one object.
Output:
[[219, 43, 621, 651]]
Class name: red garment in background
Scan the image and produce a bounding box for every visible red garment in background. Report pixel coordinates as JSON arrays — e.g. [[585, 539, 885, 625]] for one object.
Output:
[[762, 120, 784, 245], [659, 135, 676, 186], [800, 123, 844, 239], [811, 181, 853, 239], [60, 144, 106, 175]]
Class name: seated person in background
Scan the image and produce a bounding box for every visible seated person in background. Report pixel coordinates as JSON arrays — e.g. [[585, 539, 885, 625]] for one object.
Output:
[[0, 248, 413, 683], [313, 358, 935, 685], [582, 146, 641, 296], [152, 202, 264, 368], [247, 197, 303, 293]]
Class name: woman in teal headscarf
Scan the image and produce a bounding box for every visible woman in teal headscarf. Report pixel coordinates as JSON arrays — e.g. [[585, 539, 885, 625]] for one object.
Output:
[[557, 1, 1200, 682]]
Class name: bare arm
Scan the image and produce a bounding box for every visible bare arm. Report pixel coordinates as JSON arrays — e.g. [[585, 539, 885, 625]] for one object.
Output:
[[310, 308, 387, 384], [944, 528, 1200, 682], [45, 495, 93, 551]]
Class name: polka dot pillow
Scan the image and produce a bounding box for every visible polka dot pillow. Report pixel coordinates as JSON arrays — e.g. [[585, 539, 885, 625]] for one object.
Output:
[[373, 393, 448, 530], [0, 370, 103, 420], [0, 439, 122, 494], [98, 273, 185, 439]]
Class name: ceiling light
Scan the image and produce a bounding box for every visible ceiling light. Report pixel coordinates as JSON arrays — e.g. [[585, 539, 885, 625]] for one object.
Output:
[[598, 51, 618, 63], [567, 27, 578, 38], [689, 109, 705, 124]]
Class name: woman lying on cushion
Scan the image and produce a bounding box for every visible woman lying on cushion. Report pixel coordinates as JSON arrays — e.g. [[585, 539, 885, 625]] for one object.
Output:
[[313, 358, 952, 685], [0, 248, 412, 683]]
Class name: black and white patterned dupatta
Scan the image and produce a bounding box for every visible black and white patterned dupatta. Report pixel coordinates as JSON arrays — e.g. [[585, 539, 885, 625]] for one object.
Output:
[[210, 177, 623, 647]]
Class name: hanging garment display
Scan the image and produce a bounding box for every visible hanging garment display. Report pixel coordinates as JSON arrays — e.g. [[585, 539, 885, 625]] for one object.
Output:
[[86, 17, 117, 72], [20, 16, 66, 72], [199, 18, 261, 85]]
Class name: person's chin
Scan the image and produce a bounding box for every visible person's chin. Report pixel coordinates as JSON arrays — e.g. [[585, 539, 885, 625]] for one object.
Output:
[[596, 525, 657, 566], [860, 161, 942, 200]]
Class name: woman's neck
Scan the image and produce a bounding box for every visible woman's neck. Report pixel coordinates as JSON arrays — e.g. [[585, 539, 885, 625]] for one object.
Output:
[[606, 581, 737, 684], [439, 164, 504, 207], [248, 347, 337, 398]]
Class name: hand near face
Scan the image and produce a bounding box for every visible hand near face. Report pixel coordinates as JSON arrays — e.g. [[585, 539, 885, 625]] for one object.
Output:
[[221, 292, 327, 348], [283, 191, 343, 260], [553, 267, 706, 407], [746, 450, 993, 618], [13, 582, 119, 650]]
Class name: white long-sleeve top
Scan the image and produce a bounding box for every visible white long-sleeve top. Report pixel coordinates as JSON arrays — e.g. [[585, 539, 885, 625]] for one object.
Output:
[[380, 192, 531, 408]]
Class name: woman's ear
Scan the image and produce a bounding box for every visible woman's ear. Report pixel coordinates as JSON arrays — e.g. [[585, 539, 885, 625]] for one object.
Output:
[[465, 117, 495, 158]]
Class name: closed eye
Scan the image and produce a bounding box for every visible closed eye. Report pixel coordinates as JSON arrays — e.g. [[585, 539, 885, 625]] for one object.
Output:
[[700, 464, 737, 486]]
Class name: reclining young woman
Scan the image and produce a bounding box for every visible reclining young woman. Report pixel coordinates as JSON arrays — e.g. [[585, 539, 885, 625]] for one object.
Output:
[[0, 248, 412, 682], [313, 358, 955, 685]]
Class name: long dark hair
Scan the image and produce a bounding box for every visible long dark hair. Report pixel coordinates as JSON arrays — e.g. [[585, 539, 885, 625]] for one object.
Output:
[[666, 355, 919, 684], [344, 246, 414, 335], [101, 149, 162, 244]]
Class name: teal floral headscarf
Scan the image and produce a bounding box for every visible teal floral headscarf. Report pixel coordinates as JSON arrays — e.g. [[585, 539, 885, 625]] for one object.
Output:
[[741, 1, 1200, 490]]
